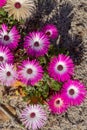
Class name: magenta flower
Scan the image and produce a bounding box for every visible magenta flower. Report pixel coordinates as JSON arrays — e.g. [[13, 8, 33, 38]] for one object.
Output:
[[0, 63, 17, 86], [0, 24, 20, 50], [0, 0, 6, 7], [18, 59, 43, 86], [42, 24, 58, 39], [48, 54, 74, 82], [24, 32, 50, 57], [61, 80, 86, 106], [48, 93, 68, 114], [0, 45, 14, 64], [20, 105, 47, 130]]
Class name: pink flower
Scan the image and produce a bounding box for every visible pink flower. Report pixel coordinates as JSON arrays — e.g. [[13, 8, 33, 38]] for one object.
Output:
[[18, 59, 43, 86], [42, 24, 58, 39], [0, 0, 6, 8], [48, 54, 74, 82], [61, 80, 86, 106], [0, 24, 20, 50], [24, 31, 50, 57], [48, 93, 68, 114], [0, 63, 17, 86], [20, 105, 47, 130], [0, 45, 14, 64]]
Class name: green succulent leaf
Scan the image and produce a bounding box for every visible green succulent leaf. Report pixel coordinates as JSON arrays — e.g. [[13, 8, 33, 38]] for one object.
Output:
[[48, 78, 62, 91]]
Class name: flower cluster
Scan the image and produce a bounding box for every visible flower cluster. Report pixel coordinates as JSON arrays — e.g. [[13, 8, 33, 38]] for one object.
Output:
[[0, 2, 86, 130], [0, 23, 58, 87], [48, 54, 86, 114]]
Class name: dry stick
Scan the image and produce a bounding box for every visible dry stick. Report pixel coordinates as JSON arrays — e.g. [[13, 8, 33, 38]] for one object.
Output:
[[0, 103, 21, 124], [56, 35, 60, 45], [65, 112, 75, 125]]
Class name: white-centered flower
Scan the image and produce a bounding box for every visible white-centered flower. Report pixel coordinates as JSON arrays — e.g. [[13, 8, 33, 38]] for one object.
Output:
[[4, 0, 35, 21], [20, 105, 47, 130], [0, 63, 17, 86]]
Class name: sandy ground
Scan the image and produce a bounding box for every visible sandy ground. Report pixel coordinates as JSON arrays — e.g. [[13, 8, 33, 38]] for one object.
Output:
[[0, 0, 87, 130]]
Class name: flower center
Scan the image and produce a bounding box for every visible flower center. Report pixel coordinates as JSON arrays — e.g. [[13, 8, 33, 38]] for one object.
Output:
[[27, 68, 33, 74], [69, 89, 75, 95], [56, 99, 60, 105], [57, 65, 63, 71], [14, 2, 21, 9], [46, 31, 51, 36], [34, 41, 39, 47], [4, 35, 9, 41], [0, 56, 4, 62], [30, 112, 36, 118], [6, 71, 11, 76]]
